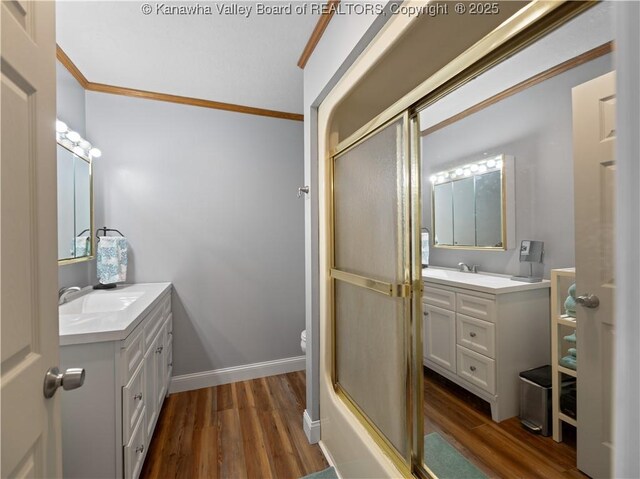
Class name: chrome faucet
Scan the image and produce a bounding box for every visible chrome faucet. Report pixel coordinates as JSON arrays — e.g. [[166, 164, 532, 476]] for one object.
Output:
[[58, 286, 81, 305], [458, 263, 480, 273]]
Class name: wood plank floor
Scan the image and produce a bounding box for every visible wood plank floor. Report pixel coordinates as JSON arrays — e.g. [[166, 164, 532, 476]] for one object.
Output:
[[424, 368, 588, 479], [140, 371, 329, 479]]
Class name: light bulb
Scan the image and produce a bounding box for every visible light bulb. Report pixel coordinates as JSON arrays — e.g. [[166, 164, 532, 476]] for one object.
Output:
[[487, 159, 496, 168], [78, 139, 92, 150], [470, 164, 478, 172], [61, 139, 73, 149], [443, 172, 450, 179], [56, 120, 68, 133], [429, 175, 437, 183], [455, 168, 463, 176], [479, 165, 487, 173], [464, 169, 471, 177], [89, 147, 102, 158], [66, 130, 81, 143], [450, 173, 457, 179]]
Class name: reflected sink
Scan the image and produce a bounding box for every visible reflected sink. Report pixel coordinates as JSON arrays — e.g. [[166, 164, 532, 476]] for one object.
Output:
[[60, 291, 144, 314]]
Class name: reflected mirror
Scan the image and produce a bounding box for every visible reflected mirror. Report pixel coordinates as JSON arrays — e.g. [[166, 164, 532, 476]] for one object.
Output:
[[429, 155, 511, 249], [57, 143, 93, 262]]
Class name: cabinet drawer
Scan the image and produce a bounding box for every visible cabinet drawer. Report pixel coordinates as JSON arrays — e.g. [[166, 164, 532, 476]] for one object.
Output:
[[457, 346, 496, 395], [165, 313, 173, 344], [143, 302, 164, 352], [423, 286, 456, 310], [123, 361, 145, 444], [457, 314, 496, 358], [124, 410, 146, 479], [162, 293, 171, 319], [122, 329, 144, 384], [457, 293, 496, 322]]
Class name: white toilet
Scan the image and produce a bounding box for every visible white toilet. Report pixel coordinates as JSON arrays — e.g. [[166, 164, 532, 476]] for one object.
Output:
[[300, 330, 307, 353]]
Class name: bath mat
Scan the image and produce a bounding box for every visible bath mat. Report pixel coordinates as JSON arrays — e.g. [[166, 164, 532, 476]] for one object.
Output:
[[301, 466, 338, 479], [424, 432, 488, 479]]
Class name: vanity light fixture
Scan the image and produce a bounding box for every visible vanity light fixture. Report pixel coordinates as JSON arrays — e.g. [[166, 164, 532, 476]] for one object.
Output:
[[55, 118, 102, 160], [429, 155, 504, 183]]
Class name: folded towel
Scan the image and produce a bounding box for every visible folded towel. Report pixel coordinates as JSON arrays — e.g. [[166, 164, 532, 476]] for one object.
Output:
[[560, 355, 577, 370], [564, 332, 576, 343], [564, 283, 577, 317], [568, 347, 577, 358], [97, 236, 128, 284], [73, 236, 91, 257]]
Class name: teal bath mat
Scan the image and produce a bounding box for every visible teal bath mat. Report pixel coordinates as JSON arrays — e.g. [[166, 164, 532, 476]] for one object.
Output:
[[424, 432, 488, 479], [301, 466, 338, 479]]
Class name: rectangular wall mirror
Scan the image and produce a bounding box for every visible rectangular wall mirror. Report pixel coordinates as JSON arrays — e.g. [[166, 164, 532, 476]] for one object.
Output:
[[430, 154, 514, 250], [57, 143, 94, 263]]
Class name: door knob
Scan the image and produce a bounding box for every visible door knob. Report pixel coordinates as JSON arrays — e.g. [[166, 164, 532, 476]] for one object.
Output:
[[576, 294, 600, 309], [43, 367, 85, 398]]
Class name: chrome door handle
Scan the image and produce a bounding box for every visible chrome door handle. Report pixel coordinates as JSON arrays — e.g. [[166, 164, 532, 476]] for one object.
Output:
[[576, 294, 600, 309], [43, 367, 85, 398]]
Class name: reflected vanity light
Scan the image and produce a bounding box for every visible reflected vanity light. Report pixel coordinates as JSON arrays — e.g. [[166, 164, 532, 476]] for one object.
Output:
[[429, 155, 503, 183], [55, 118, 102, 160]]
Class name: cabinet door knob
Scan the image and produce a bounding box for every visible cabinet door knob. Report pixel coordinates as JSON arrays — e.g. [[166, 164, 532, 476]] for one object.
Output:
[[168, 362, 173, 368], [470, 332, 477, 338], [135, 445, 144, 454], [470, 365, 477, 372], [134, 393, 143, 401], [156, 346, 164, 354]]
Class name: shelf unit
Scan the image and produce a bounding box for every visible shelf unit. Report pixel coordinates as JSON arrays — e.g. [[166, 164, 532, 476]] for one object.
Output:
[[551, 268, 577, 442]]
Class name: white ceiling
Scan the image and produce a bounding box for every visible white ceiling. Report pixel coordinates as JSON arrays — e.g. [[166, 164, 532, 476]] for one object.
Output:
[[56, 1, 320, 114]]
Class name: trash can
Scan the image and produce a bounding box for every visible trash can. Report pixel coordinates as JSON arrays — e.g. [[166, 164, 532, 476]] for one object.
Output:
[[519, 365, 552, 436]]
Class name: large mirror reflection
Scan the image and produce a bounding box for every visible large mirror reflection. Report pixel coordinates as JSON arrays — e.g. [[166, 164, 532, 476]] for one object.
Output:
[[57, 143, 93, 262], [430, 156, 509, 249]]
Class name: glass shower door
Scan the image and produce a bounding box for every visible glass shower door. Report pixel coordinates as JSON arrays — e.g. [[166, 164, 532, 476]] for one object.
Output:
[[331, 113, 414, 468]]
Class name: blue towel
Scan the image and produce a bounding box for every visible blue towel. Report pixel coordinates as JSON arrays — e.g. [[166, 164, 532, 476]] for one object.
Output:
[[560, 355, 577, 370], [568, 348, 577, 358], [564, 332, 576, 343], [72, 236, 91, 257], [97, 237, 128, 284]]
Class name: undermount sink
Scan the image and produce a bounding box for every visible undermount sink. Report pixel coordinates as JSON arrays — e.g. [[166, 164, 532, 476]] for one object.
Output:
[[60, 291, 144, 314]]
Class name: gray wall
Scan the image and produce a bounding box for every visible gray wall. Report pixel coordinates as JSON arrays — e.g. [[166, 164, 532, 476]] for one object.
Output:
[[422, 54, 613, 279], [56, 61, 96, 289], [303, 4, 394, 423], [86, 92, 305, 376]]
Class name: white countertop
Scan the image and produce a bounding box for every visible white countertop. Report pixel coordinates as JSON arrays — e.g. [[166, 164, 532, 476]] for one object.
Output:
[[59, 283, 172, 346], [422, 267, 550, 294]]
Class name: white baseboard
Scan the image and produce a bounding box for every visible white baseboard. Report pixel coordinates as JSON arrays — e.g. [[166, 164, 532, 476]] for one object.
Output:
[[318, 440, 342, 479], [303, 409, 321, 444], [169, 355, 305, 394]]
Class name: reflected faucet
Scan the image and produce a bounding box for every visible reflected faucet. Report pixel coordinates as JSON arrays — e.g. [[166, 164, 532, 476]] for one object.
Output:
[[58, 286, 81, 305], [458, 262, 471, 272], [458, 263, 480, 273]]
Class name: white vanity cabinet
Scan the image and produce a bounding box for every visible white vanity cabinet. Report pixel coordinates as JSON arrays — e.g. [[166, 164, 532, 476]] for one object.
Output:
[[422, 271, 550, 422], [59, 284, 172, 479]]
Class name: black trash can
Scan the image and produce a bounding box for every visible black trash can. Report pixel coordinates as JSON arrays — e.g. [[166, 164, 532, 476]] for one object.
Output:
[[519, 365, 552, 436]]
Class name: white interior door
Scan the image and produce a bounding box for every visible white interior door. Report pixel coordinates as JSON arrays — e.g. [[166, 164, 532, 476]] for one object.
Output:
[[572, 71, 616, 479], [1, 1, 61, 476]]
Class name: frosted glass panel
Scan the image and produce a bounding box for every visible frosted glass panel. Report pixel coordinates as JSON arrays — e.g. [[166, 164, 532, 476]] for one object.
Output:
[[335, 281, 407, 455], [334, 120, 403, 283]]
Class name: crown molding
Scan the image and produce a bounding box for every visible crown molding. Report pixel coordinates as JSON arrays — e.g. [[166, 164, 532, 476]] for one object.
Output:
[[297, 0, 340, 69], [421, 41, 613, 136], [56, 45, 304, 122]]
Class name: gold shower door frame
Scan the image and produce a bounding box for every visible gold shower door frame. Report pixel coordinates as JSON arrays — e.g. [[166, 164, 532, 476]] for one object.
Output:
[[329, 111, 424, 475]]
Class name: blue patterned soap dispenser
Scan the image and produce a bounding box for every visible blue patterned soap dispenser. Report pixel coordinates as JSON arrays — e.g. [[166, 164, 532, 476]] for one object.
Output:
[[564, 283, 577, 318]]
